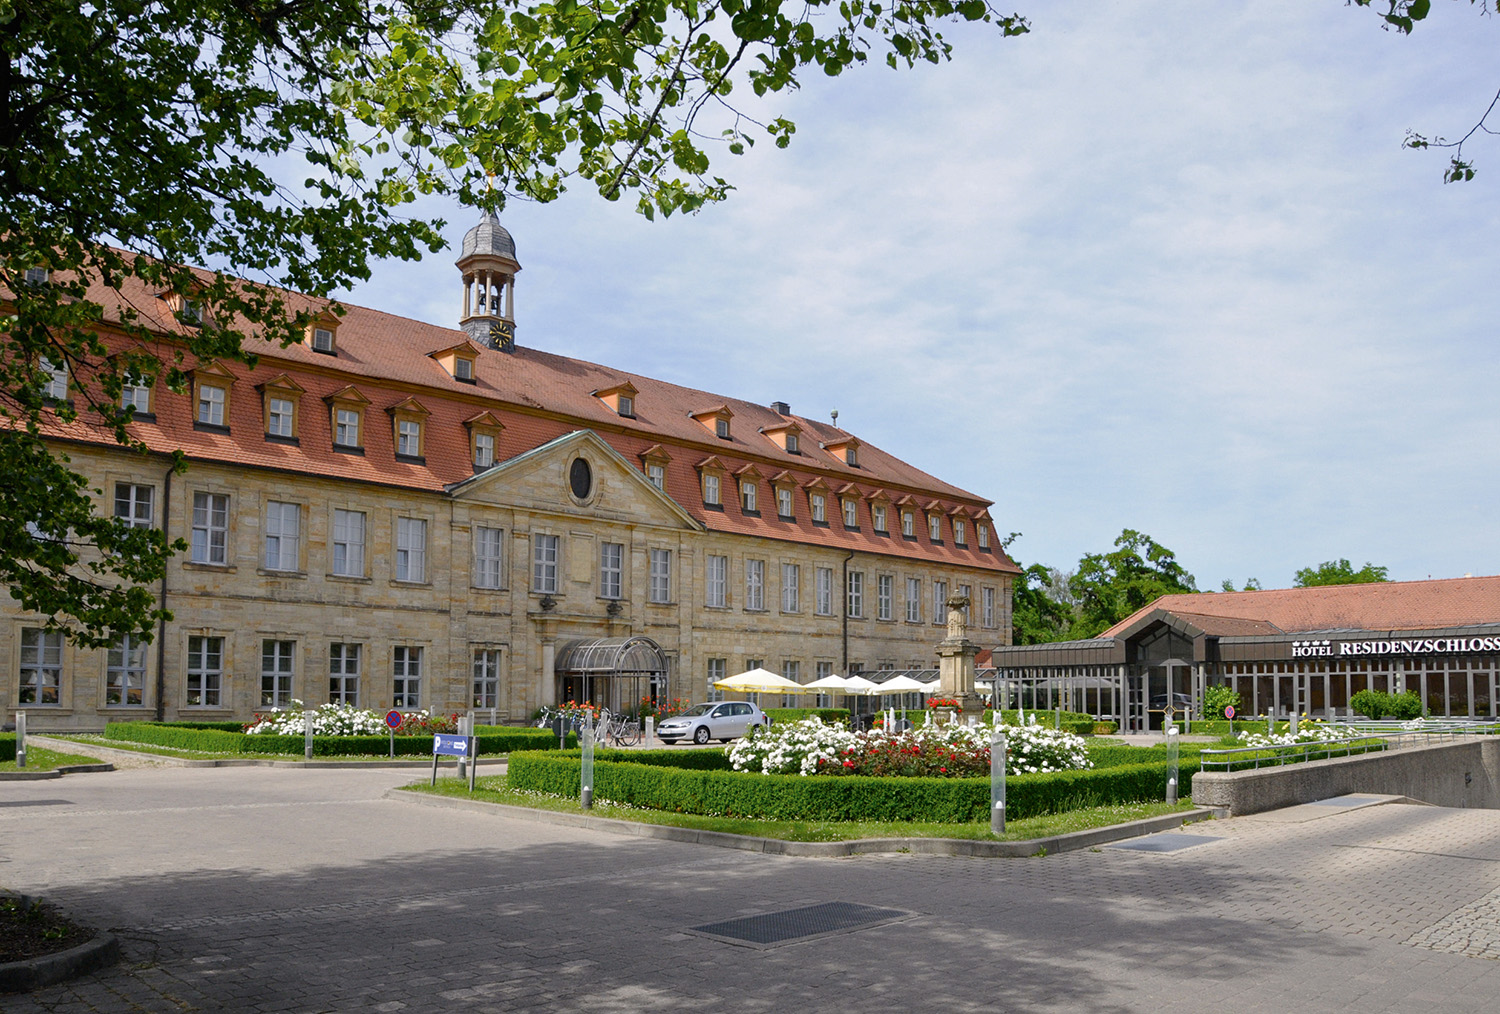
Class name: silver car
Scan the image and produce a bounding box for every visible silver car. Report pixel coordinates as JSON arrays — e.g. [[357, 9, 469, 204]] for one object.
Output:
[[656, 702, 767, 745]]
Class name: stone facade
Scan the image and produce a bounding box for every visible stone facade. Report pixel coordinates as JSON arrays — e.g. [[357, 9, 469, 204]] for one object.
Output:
[[4, 217, 1019, 729]]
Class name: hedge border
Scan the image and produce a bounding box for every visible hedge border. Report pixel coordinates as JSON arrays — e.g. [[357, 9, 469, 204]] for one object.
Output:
[[1, 733, 15, 763], [508, 752, 1194, 823], [102, 722, 575, 756]]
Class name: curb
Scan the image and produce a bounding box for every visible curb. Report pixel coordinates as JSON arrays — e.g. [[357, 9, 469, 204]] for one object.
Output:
[[27, 736, 508, 770], [385, 787, 1214, 858], [0, 759, 114, 781], [0, 931, 120, 994]]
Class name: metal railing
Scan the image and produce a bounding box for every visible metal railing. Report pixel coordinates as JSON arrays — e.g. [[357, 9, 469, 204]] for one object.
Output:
[[1198, 720, 1500, 772]]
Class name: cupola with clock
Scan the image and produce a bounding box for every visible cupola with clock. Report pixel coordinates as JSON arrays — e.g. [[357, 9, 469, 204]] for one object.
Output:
[[456, 211, 521, 352]]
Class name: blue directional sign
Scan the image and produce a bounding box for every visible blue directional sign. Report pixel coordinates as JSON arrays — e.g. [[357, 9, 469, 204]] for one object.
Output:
[[433, 734, 471, 757]]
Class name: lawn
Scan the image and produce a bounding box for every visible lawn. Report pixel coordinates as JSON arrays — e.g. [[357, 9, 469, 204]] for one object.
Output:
[[403, 773, 1197, 843], [0, 745, 104, 773]]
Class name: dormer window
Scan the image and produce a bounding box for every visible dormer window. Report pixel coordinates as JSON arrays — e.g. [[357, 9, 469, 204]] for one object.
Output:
[[691, 406, 734, 440], [24, 266, 49, 286], [429, 340, 482, 382], [902, 510, 915, 538], [822, 437, 861, 467], [977, 524, 990, 550], [38, 357, 68, 401], [312, 327, 335, 353], [388, 397, 430, 463], [306, 314, 342, 356], [191, 361, 236, 432], [455, 356, 474, 381], [703, 473, 721, 506], [786, 433, 799, 454], [842, 499, 857, 528], [741, 479, 757, 512], [928, 514, 942, 541], [325, 385, 371, 452], [256, 374, 304, 443], [846, 446, 858, 467], [464, 410, 504, 472], [810, 493, 826, 523], [179, 299, 204, 327], [873, 504, 888, 533], [954, 519, 967, 546], [594, 382, 639, 418], [197, 384, 225, 425], [777, 487, 793, 519], [618, 394, 634, 417], [640, 444, 672, 492]]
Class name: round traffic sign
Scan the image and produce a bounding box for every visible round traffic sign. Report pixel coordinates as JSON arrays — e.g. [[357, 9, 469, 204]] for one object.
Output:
[[1224, 705, 1236, 720], [384, 709, 403, 730]]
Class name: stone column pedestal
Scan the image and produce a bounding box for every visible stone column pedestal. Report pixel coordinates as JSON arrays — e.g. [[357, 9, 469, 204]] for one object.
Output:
[[936, 595, 985, 718]]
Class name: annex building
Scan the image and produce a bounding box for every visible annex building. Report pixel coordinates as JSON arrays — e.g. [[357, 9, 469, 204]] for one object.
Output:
[[4, 214, 1019, 730], [989, 576, 1500, 731]]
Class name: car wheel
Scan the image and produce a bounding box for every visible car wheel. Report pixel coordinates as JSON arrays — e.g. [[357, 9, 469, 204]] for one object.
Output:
[[693, 725, 711, 745]]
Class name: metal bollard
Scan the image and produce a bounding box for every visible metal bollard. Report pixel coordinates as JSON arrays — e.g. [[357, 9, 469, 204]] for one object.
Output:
[[645, 716, 654, 747], [990, 729, 1007, 834], [15, 710, 26, 769], [304, 710, 314, 761], [1166, 726, 1180, 804]]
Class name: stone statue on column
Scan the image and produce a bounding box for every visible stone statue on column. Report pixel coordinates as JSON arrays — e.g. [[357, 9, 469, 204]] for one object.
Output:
[[936, 595, 985, 717]]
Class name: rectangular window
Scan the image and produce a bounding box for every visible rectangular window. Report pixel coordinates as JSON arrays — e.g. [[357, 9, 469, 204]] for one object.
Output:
[[873, 505, 887, 533], [473, 432, 495, 469], [649, 548, 671, 603], [395, 517, 427, 583], [24, 266, 49, 286], [906, 577, 922, 622], [843, 499, 857, 527], [978, 524, 990, 549], [397, 419, 421, 457], [902, 511, 915, 537], [781, 659, 802, 707], [647, 463, 665, 490], [745, 559, 765, 611], [532, 533, 559, 593], [472, 649, 501, 708], [811, 493, 826, 523], [114, 483, 154, 529], [741, 480, 757, 512], [335, 408, 360, 447], [393, 646, 422, 708], [39, 357, 67, 401], [983, 586, 996, 628], [107, 635, 146, 706], [197, 384, 225, 426], [261, 639, 294, 708], [186, 635, 223, 707], [312, 327, 335, 352], [934, 580, 948, 623], [959, 583, 972, 622], [617, 394, 634, 416], [329, 643, 360, 705], [267, 397, 294, 438], [929, 514, 942, 541], [816, 567, 834, 616], [190, 491, 229, 565], [455, 356, 474, 381], [715, 417, 730, 439], [703, 473, 720, 506], [877, 574, 893, 621], [777, 487, 793, 518], [599, 541, 623, 599], [706, 554, 727, 608], [847, 571, 864, 618], [781, 563, 800, 613], [954, 520, 967, 546], [786, 433, 800, 454], [264, 501, 300, 571], [18, 628, 62, 705], [707, 658, 727, 702], [815, 660, 834, 706], [475, 526, 505, 589], [331, 509, 366, 577], [121, 376, 151, 414]]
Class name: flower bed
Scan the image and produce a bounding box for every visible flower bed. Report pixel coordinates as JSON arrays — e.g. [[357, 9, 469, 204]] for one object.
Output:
[[101, 721, 572, 756], [244, 702, 458, 736], [727, 718, 1092, 778], [1234, 721, 1377, 750]]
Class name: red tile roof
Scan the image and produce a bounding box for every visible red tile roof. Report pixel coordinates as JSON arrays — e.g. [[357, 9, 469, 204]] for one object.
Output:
[[28, 254, 1019, 575], [1105, 576, 1500, 637]]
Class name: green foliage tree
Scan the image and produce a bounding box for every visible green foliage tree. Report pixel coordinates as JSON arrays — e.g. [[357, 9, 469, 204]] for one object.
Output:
[[1201, 684, 1240, 721], [1293, 560, 1390, 588], [1066, 529, 1197, 640], [0, 0, 1027, 646], [1011, 562, 1073, 645]]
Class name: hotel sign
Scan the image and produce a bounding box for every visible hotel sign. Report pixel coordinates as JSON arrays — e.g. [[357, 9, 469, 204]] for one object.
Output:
[[1291, 637, 1500, 658]]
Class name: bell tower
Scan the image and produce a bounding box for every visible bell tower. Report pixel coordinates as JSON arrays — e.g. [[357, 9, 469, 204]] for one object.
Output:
[[456, 212, 521, 352]]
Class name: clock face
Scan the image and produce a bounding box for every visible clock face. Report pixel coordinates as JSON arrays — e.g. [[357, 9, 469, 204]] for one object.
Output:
[[490, 320, 515, 350]]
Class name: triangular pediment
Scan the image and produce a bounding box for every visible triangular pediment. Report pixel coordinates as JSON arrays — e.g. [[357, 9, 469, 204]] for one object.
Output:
[[447, 429, 703, 531]]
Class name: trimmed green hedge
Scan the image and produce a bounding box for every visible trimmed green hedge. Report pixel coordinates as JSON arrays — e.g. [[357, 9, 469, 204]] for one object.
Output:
[[0, 733, 15, 763], [508, 752, 1196, 822], [764, 708, 849, 725], [102, 722, 576, 756]]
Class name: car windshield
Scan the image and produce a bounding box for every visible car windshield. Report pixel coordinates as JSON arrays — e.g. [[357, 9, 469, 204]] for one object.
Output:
[[679, 704, 714, 717]]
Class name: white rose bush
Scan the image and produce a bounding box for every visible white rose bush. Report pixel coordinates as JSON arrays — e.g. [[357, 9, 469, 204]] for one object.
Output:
[[728, 717, 1092, 778], [1234, 721, 1376, 750], [244, 701, 457, 736]]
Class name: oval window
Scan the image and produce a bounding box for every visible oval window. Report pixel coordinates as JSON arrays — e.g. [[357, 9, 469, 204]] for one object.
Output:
[[569, 457, 593, 500]]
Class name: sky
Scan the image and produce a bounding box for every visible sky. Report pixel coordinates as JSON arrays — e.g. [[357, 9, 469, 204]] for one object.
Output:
[[340, 1, 1500, 591]]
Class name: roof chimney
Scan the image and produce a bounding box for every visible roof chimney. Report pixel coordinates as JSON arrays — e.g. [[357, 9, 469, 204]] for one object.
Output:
[[771, 401, 791, 415]]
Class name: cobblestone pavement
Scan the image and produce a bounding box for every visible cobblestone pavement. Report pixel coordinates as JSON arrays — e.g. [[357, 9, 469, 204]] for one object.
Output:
[[5, 767, 1500, 1013]]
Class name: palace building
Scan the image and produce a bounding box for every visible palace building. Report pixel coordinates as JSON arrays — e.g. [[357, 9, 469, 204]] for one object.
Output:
[[4, 214, 1019, 729], [988, 576, 1500, 731]]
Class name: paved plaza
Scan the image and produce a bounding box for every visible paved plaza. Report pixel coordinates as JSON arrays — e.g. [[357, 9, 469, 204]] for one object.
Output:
[[4, 766, 1500, 1013]]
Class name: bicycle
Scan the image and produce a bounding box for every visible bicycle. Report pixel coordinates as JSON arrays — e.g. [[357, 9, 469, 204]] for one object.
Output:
[[592, 708, 642, 748]]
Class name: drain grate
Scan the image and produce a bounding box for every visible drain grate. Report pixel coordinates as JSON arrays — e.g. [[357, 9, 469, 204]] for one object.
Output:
[[689, 902, 911, 949], [1107, 833, 1222, 853]]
